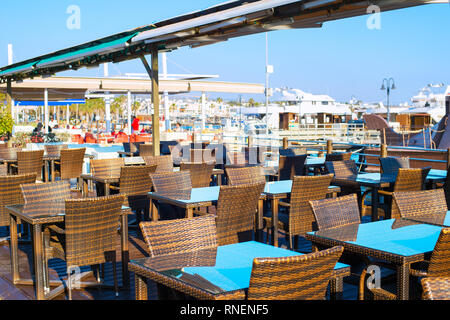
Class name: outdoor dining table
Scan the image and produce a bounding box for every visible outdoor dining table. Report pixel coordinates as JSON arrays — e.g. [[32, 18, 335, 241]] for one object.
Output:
[[5, 202, 132, 300], [128, 241, 351, 300], [403, 211, 450, 227], [331, 170, 447, 222], [305, 218, 444, 300], [147, 181, 341, 247]]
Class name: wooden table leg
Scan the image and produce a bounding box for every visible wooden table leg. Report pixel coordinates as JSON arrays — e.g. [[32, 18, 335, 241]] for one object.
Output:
[[255, 198, 264, 242], [105, 182, 110, 196], [32, 224, 45, 300], [44, 161, 49, 182], [9, 214, 20, 284], [121, 214, 130, 289], [82, 178, 88, 198], [150, 199, 159, 221], [271, 198, 279, 247], [186, 208, 194, 219], [50, 160, 55, 182], [135, 274, 148, 300]]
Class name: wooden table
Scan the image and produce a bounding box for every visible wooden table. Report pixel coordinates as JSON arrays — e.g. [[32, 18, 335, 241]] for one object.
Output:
[[129, 241, 351, 300], [6, 202, 131, 300]]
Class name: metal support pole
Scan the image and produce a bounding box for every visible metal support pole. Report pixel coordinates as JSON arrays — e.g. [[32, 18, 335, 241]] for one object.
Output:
[[44, 89, 49, 134], [127, 91, 132, 136]]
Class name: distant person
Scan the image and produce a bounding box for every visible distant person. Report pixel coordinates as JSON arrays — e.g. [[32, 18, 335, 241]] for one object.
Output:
[[175, 122, 182, 132], [131, 116, 140, 134]]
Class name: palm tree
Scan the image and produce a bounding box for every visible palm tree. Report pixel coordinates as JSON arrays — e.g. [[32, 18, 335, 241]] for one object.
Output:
[[132, 101, 141, 116], [111, 95, 127, 122]]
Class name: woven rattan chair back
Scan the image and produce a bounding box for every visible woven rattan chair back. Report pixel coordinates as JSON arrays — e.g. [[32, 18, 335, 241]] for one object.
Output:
[[309, 194, 361, 230], [16, 150, 44, 176], [325, 152, 352, 162], [90, 158, 124, 178], [278, 155, 307, 180], [180, 162, 215, 188], [379, 157, 410, 175], [0, 174, 37, 226], [139, 144, 154, 157], [21, 180, 71, 204], [140, 214, 218, 257], [215, 182, 265, 246], [149, 171, 192, 195], [142, 155, 174, 173], [325, 160, 358, 178], [393, 168, 427, 192], [64, 194, 125, 267], [393, 189, 447, 219], [247, 246, 344, 300], [427, 228, 450, 278], [225, 166, 266, 186], [44, 144, 68, 157], [0, 148, 19, 161], [119, 165, 157, 196], [59, 148, 86, 180], [226, 151, 247, 167], [289, 174, 334, 236], [421, 277, 450, 300]]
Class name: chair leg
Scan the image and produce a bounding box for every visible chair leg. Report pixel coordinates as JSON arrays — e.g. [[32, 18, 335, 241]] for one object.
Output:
[[107, 251, 119, 297], [67, 267, 73, 300]]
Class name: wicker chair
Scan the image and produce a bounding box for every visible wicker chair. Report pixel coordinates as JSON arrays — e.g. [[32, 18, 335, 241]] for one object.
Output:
[[123, 142, 145, 157], [247, 246, 344, 300], [189, 149, 216, 164], [215, 182, 265, 246], [109, 165, 157, 222], [139, 144, 153, 157], [14, 150, 45, 180], [0, 147, 19, 161], [309, 194, 361, 230], [21, 180, 72, 204], [226, 151, 248, 167], [361, 227, 450, 300], [43, 194, 125, 299], [180, 162, 215, 188], [225, 166, 266, 186], [0, 174, 37, 242], [90, 158, 124, 178], [0, 164, 7, 176], [375, 167, 431, 219], [278, 155, 307, 181], [142, 155, 174, 173], [44, 144, 68, 157], [264, 174, 334, 250], [393, 189, 447, 219], [325, 152, 352, 162], [54, 148, 86, 190], [421, 277, 450, 300], [139, 214, 217, 257]]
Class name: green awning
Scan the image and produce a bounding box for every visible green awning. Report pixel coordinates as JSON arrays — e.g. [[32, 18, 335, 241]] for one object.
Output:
[[37, 33, 138, 68], [0, 60, 38, 77]]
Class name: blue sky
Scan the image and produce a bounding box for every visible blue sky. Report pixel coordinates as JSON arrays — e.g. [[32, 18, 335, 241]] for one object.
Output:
[[1, 0, 449, 104]]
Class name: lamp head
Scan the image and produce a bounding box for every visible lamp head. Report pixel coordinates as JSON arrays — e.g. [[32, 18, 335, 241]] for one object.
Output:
[[381, 84, 386, 91]]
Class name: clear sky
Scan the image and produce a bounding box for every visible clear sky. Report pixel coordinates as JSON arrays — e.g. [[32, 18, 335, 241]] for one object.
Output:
[[1, 0, 449, 104]]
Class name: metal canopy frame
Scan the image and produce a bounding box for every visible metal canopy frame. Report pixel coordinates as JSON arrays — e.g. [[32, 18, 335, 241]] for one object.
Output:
[[0, 0, 444, 155]]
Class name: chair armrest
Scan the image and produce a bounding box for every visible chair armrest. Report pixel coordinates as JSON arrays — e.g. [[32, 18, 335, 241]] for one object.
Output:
[[47, 225, 66, 235], [378, 190, 393, 196], [109, 185, 120, 191], [279, 201, 290, 208]]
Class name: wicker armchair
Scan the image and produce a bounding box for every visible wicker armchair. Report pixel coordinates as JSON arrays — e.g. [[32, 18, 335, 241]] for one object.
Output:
[[44, 144, 68, 157], [278, 155, 307, 181], [247, 246, 344, 300], [14, 150, 44, 180], [264, 174, 334, 250], [21, 180, 72, 204], [109, 165, 157, 223], [142, 155, 174, 173], [90, 158, 124, 178], [279, 147, 307, 157], [139, 214, 217, 257], [225, 166, 266, 186], [123, 142, 145, 157], [421, 277, 450, 300], [393, 189, 447, 219], [215, 182, 265, 246], [180, 162, 215, 188], [225, 151, 248, 167], [0, 174, 37, 242], [0, 147, 19, 161], [379, 157, 410, 176], [361, 228, 450, 300], [43, 194, 125, 299], [139, 144, 153, 157], [309, 194, 361, 230], [0, 164, 6, 176], [375, 167, 431, 219], [53, 148, 86, 190]]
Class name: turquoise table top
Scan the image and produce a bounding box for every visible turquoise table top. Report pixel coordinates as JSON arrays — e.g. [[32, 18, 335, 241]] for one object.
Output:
[[131, 241, 349, 294], [308, 219, 443, 258]]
